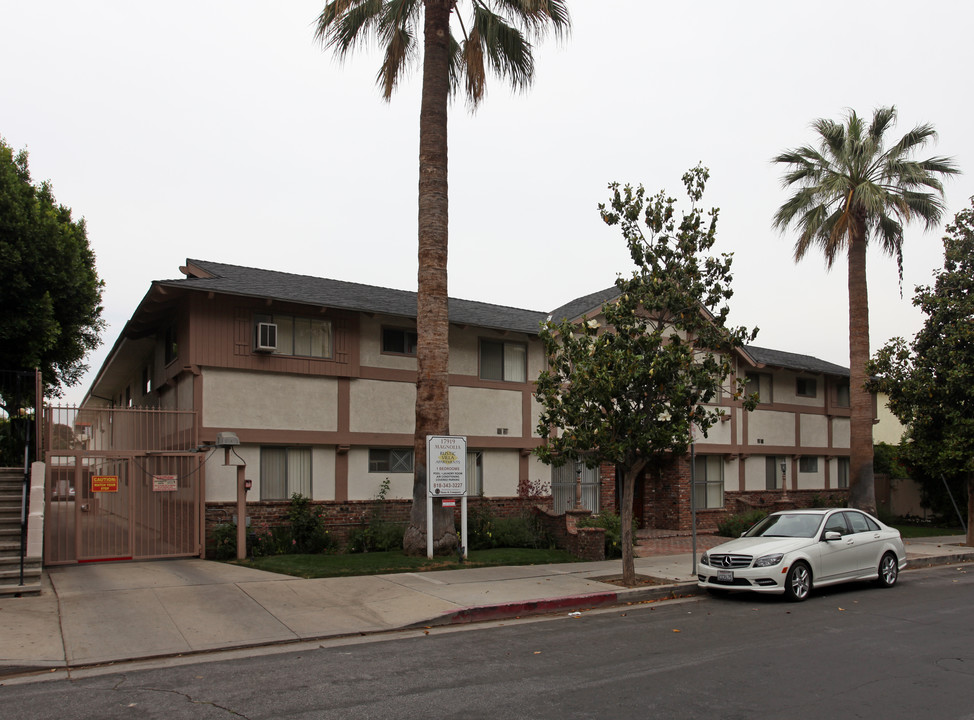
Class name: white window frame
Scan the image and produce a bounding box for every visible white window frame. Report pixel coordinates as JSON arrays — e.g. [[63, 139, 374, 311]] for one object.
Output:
[[368, 448, 414, 473], [255, 312, 333, 359], [480, 339, 527, 383]]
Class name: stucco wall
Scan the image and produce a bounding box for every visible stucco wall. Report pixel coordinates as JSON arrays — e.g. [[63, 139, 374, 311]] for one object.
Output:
[[349, 378, 414, 434], [202, 368, 338, 431], [831, 417, 850, 448], [799, 413, 829, 447], [749, 409, 795, 446], [205, 444, 338, 504], [450, 386, 522, 437]]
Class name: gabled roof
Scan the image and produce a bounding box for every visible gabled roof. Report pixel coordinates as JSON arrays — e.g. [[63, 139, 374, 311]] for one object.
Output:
[[547, 286, 619, 323], [167, 260, 548, 336]]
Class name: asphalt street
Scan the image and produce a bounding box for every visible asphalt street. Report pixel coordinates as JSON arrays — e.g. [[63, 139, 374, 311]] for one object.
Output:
[[3, 564, 972, 719]]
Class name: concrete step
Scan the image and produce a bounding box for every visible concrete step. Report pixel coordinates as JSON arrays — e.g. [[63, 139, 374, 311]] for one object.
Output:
[[0, 583, 42, 597]]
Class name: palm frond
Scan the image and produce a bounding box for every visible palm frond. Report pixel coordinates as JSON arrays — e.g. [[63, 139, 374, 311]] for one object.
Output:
[[488, 0, 572, 38], [471, 4, 535, 92], [315, 0, 385, 58]]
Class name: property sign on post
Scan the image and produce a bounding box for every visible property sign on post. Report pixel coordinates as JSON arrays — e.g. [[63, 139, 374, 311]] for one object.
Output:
[[427, 435, 467, 497]]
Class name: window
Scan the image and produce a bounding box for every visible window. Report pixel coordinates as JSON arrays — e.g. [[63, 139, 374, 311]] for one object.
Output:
[[466, 451, 484, 496], [745, 372, 772, 403], [837, 457, 849, 488], [796, 377, 817, 398], [164, 324, 178, 365], [799, 456, 819, 473], [368, 448, 414, 473], [844, 511, 872, 534], [550, 462, 601, 513], [260, 447, 312, 500], [480, 339, 527, 382], [382, 327, 418, 356], [693, 455, 723, 509], [142, 365, 152, 396], [255, 313, 332, 358], [766, 456, 788, 490], [834, 379, 850, 408]]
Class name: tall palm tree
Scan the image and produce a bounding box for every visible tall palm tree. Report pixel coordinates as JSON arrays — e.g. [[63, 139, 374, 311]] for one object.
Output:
[[772, 106, 958, 514], [316, 1, 570, 554]]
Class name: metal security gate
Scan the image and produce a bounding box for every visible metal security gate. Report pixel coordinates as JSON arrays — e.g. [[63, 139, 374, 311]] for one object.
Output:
[[43, 406, 201, 565], [551, 463, 601, 514]]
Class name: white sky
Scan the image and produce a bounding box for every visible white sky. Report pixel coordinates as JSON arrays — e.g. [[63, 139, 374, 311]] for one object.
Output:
[[3, 1, 972, 405]]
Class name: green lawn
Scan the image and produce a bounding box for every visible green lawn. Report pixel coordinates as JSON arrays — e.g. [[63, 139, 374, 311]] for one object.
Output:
[[892, 524, 965, 539], [231, 547, 580, 579]]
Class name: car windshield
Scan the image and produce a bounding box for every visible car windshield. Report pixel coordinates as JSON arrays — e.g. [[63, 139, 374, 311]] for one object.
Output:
[[744, 513, 823, 539]]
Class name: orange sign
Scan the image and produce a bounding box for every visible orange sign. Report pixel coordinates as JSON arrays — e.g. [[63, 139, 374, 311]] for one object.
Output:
[[91, 475, 119, 493]]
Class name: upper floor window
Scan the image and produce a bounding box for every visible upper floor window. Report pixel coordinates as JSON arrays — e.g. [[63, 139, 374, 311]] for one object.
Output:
[[164, 324, 178, 365], [256, 313, 332, 359], [480, 339, 526, 383], [745, 372, 773, 404], [834, 379, 851, 408], [382, 327, 418, 356], [796, 377, 817, 398]]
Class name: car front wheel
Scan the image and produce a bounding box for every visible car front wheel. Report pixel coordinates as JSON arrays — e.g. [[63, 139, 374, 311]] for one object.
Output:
[[877, 552, 899, 588], [784, 562, 811, 602]]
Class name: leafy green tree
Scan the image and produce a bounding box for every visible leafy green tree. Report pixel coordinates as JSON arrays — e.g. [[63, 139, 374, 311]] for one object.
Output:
[[315, 1, 570, 555], [0, 137, 104, 412], [868, 197, 974, 545], [535, 166, 758, 585], [773, 107, 958, 515]]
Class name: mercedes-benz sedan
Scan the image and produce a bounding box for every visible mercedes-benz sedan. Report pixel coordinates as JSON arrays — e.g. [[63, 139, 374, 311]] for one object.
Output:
[[698, 508, 906, 601]]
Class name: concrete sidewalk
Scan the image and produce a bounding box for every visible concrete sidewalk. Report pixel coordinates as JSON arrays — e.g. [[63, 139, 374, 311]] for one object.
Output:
[[1, 535, 971, 680]]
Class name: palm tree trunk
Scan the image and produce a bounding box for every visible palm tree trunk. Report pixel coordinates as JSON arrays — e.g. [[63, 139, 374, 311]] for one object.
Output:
[[847, 227, 877, 514], [403, 0, 458, 556]]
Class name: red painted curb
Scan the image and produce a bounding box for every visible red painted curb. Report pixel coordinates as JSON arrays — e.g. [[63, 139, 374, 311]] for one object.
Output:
[[441, 591, 621, 625]]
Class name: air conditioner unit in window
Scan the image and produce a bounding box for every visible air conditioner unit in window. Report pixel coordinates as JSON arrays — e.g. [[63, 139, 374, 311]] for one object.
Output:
[[255, 322, 278, 352]]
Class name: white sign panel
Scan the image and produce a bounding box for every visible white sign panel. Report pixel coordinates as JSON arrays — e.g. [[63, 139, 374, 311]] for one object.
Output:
[[427, 435, 467, 497]]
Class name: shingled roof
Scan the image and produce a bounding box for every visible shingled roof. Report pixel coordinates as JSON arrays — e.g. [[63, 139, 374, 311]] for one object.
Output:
[[744, 345, 849, 377], [163, 260, 548, 336]]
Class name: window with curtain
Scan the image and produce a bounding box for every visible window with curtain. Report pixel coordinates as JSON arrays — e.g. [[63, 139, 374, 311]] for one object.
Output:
[[745, 372, 773, 403], [260, 447, 312, 500], [466, 451, 483, 495], [480, 339, 527, 382], [255, 313, 332, 358], [837, 458, 849, 488], [693, 455, 724, 509]]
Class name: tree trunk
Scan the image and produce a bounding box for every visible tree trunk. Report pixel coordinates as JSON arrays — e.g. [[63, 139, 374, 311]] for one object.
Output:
[[403, 0, 457, 556], [619, 461, 645, 586], [846, 225, 877, 515]]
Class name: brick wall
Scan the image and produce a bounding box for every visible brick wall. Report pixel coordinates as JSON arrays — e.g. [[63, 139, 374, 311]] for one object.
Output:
[[204, 494, 554, 554]]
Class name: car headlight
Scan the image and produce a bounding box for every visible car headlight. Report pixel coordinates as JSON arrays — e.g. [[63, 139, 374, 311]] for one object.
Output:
[[700, 553, 710, 567], [754, 553, 783, 568]]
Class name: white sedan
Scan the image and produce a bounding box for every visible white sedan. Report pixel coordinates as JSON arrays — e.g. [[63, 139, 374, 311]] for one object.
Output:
[[698, 508, 907, 601]]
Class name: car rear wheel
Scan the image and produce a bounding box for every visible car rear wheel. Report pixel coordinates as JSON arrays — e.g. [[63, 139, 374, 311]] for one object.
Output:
[[784, 562, 811, 602], [876, 552, 899, 588]]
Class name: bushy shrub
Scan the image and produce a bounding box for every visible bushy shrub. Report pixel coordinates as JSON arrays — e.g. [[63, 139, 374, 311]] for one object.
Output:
[[287, 493, 334, 554], [806, 493, 844, 509], [716, 509, 767, 538], [467, 505, 548, 550], [212, 522, 237, 560], [347, 520, 405, 553], [577, 512, 636, 558]]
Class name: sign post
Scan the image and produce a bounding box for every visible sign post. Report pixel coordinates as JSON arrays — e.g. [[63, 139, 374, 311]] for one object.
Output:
[[426, 435, 467, 559]]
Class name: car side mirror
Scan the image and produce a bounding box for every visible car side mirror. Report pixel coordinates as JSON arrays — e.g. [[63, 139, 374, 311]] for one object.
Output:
[[824, 531, 842, 542]]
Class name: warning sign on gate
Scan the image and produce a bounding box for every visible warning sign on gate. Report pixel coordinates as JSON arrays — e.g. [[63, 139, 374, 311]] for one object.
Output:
[[153, 474, 178, 492], [91, 475, 118, 493]]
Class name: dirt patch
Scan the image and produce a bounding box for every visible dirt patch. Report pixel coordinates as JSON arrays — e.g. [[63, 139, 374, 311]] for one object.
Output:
[[589, 573, 674, 588]]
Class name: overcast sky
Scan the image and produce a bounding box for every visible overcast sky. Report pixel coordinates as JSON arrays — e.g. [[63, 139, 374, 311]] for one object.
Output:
[[3, 1, 972, 405]]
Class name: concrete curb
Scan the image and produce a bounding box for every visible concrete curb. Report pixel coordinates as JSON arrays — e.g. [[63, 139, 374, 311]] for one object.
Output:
[[414, 582, 703, 629], [904, 553, 974, 570]]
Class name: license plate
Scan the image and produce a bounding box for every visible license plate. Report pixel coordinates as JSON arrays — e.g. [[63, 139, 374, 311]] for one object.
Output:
[[717, 570, 734, 583]]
